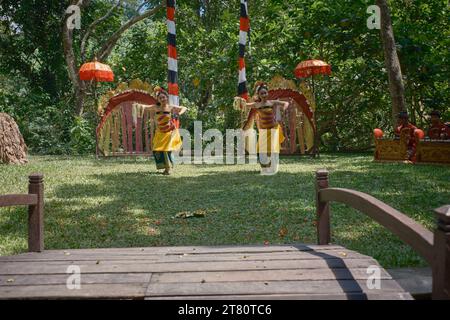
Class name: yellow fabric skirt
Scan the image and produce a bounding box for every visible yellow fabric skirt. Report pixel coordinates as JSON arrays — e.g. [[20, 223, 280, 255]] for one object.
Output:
[[257, 124, 285, 154], [152, 129, 182, 152]]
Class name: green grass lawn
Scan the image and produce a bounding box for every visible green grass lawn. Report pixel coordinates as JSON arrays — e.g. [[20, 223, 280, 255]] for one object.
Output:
[[0, 154, 449, 268]]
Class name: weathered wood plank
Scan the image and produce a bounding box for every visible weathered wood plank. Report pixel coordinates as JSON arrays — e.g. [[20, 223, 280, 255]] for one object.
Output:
[[0, 249, 368, 263], [136, 116, 143, 153], [0, 244, 409, 300], [144, 110, 150, 153], [146, 292, 413, 300], [0, 244, 347, 258], [151, 268, 392, 284], [120, 103, 128, 151], [0, 258, 383, 275], [145, 279, 405, 297], [0, 273, 151, 286], [0, 283, 147, 299], [0, 254, 161, 262], [124, 102, 134, 153], [0, 194, 37, 207], [0, 267, 392, 287]]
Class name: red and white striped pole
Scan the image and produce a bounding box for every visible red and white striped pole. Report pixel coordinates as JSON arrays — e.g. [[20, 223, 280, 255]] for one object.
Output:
[[238, 0, 249, 101], [167, 0, 179, 106]]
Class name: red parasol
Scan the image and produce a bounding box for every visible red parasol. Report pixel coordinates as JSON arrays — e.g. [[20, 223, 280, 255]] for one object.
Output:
[[79, 59, 114, 159], [79, 59, 114, 82], [294, 59, 331, 79], [294, 59, 331, 158]]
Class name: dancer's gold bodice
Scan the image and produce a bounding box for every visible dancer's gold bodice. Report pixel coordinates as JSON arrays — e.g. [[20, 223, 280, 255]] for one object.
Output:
[[156, 111, 174, 133], [256, 106, 276, 129]]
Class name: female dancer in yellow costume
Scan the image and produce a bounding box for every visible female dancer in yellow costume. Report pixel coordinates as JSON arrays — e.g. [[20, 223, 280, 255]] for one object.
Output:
[[238, 82, 289, 174], [147, 87, 187, 175]]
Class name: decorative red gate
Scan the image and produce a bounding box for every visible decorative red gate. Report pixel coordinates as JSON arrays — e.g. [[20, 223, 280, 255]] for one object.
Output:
[[96, 90, 157, 157], [268, 88, 317, 155]]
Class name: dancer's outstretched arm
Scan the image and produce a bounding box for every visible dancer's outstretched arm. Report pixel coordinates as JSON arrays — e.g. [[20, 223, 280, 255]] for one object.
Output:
[[172, 105, 187, 115], [143, 104, 157, 110], [271, 100, 290, 111], [234, 96, 256, 108]]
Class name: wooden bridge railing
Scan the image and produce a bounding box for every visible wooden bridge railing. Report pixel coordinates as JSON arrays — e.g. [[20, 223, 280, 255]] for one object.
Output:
[[0, 174, 44, 252], [315, 169, 450, 300]]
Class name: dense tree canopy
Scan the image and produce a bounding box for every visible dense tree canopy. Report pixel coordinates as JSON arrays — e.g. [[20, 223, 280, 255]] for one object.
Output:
[[1, 0, 448, 154]]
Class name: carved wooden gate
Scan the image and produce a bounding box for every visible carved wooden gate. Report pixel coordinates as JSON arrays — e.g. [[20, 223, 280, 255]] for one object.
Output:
[[268, 88, 316, 155], [96, 90, 157, 157]]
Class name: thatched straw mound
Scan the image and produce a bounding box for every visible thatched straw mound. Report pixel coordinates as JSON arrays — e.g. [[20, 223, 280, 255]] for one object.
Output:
[[0, 113, 28, 164]]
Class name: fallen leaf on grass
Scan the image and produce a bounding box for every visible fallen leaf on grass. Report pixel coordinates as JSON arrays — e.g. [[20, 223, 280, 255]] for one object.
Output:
[[279, 227, 288, 238], [175, 212, 192, 219], [175, 210, 206, 219], [147, 227, 160, 236]]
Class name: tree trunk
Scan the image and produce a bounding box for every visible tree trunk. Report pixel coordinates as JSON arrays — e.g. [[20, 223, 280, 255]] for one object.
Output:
[[197, 81, 212, 118], [376, 0, 406, 126], [62, 0, 89, 116], [61, 2, 162, 117], [0, 113, 28, 164]]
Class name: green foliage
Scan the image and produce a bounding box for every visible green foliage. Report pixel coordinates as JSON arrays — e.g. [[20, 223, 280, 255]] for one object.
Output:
[[70, 116, 96, 155], [0, 74, 72, 154], [0, 0, 70, 97], [1, 0, 449, 154]]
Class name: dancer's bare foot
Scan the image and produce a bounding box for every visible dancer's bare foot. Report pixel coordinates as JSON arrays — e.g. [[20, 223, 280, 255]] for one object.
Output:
[[163, 169, 171, 175]]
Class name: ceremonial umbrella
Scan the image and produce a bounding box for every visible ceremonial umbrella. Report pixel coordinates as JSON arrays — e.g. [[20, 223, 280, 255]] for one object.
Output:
[[294, 59, 331, 95], [79, 58, 114, 159], [79, 58, 114, 82], [294, 59, 331, 157], [79, 58, 114, 110]]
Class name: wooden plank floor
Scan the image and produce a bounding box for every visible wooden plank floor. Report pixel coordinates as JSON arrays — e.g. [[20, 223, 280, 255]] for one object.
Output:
[[0, 244, 412, 300]]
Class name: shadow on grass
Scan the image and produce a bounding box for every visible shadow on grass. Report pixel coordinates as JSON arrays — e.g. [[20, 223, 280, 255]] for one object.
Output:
[[48, 169, 317, 249], [1, 153, 448, 268]]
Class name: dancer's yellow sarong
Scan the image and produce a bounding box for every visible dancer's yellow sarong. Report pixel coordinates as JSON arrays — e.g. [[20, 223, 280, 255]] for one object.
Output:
[[152, 111, 182, 170]]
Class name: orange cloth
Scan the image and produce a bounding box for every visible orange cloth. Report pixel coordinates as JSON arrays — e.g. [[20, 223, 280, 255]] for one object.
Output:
[[428, 122, 447, 139]]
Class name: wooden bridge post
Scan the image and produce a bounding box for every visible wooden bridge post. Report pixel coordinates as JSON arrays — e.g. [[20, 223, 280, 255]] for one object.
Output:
[[315, 169, 330, 245], [432, 205, 450, 300], [28, 174, 44, 252]]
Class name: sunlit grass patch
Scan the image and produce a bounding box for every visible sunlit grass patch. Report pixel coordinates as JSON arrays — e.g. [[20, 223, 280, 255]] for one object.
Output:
[[0, 153, 448, 268]]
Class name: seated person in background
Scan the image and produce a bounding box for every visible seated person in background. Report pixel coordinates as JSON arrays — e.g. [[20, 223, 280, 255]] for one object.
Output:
[[427, 110, 447, 140], [394, 111, 418, 161]]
